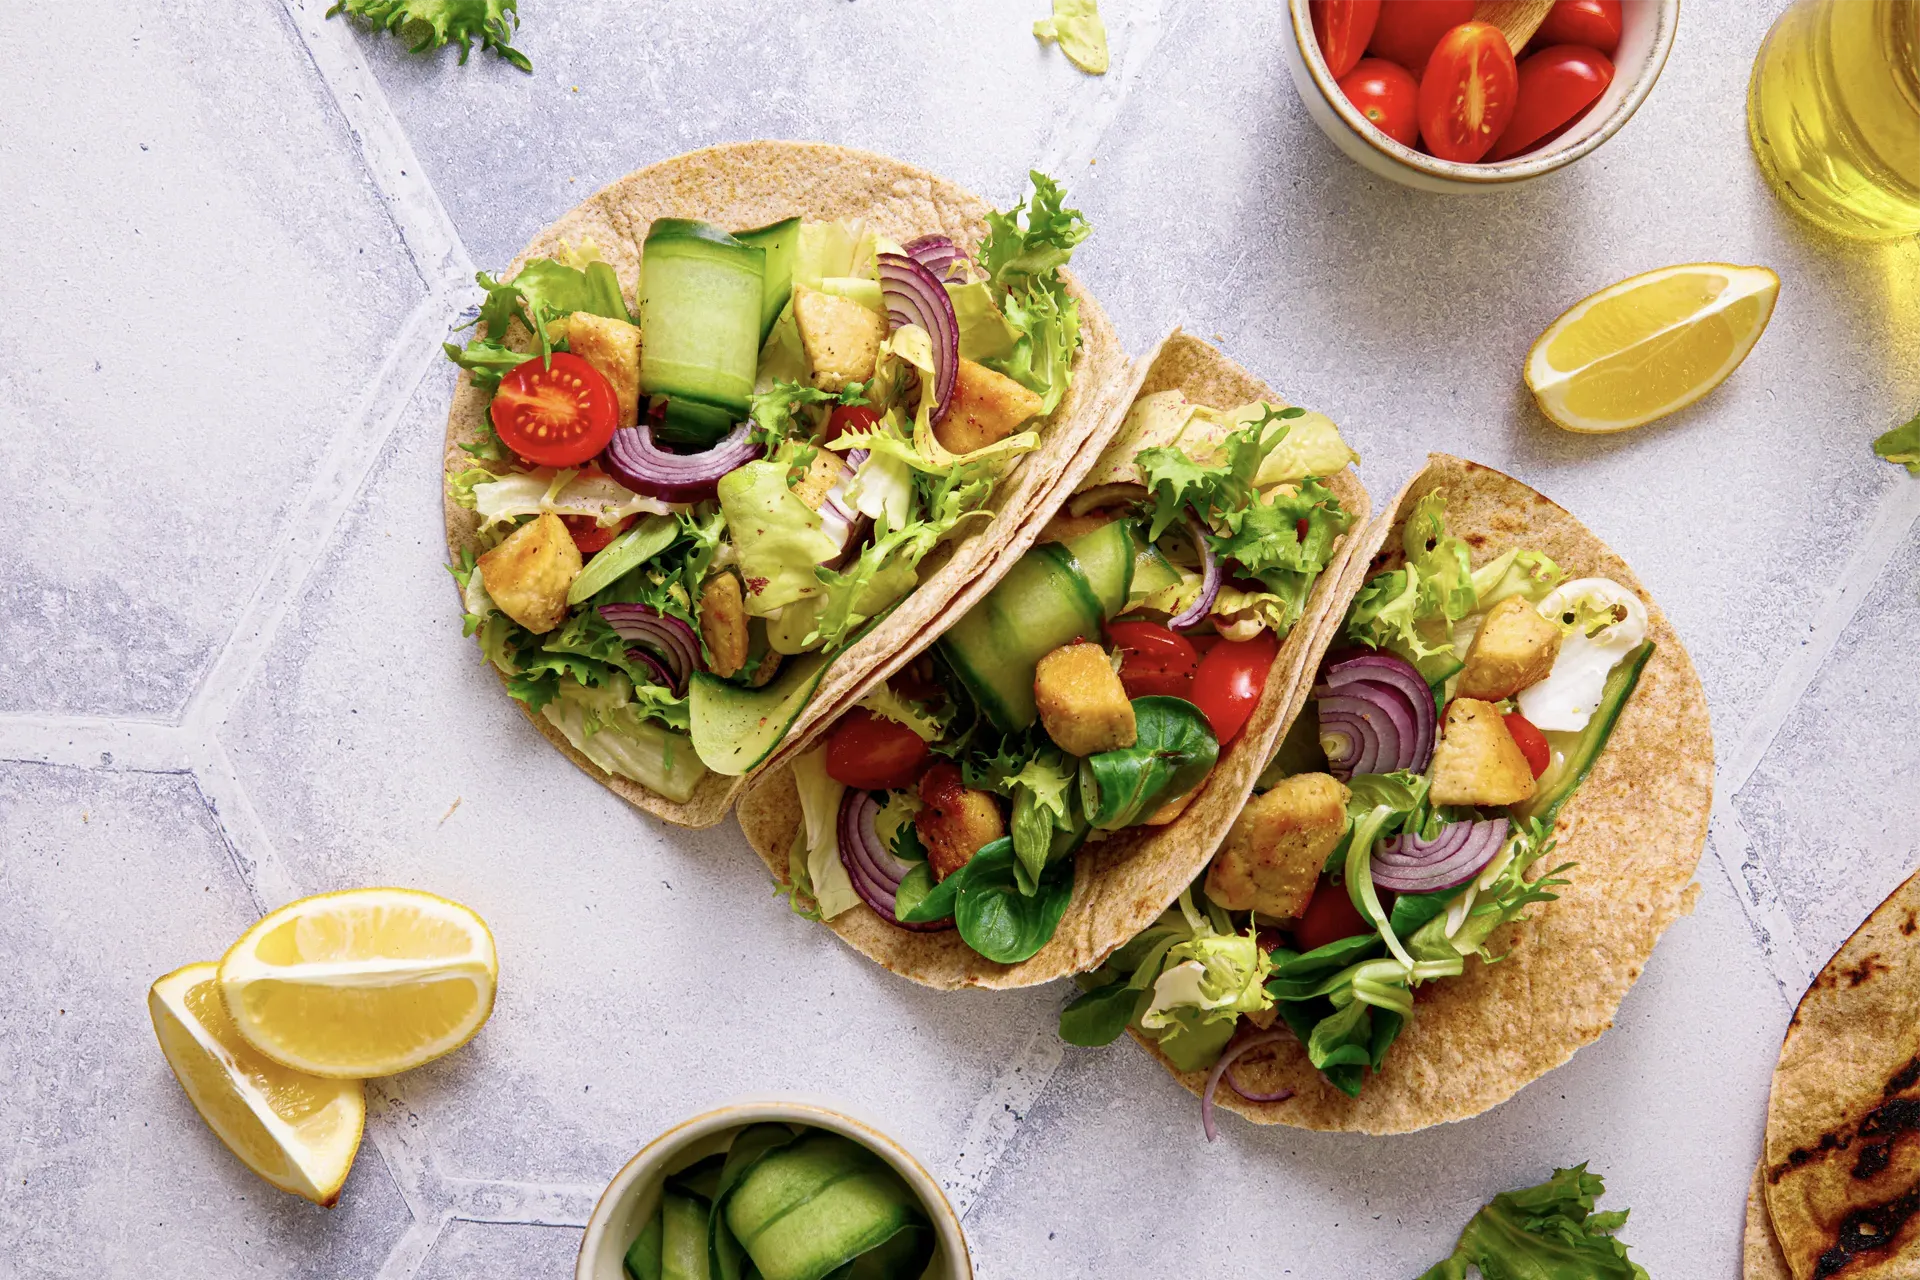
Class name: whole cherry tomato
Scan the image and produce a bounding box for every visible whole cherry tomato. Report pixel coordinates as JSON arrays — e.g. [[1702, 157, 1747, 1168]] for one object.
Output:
[[1366, 0, 1474, 71], [1487, 45, 1615, 161], [1294, 874, 1374, 953], [1503, 711, 1553, 779], [1188, 629, 1279, 746], [825, 709, 929, 791], [823, 402, 880, 445], [1535, 0, 1622, 55], [1417, 21, 1520, 163], [1338, 57, 1421, 148], [561, 512, 635, 555], [1310, 0, 1382, 80], [1107, 620, 1201, 700], [490, 352, 619, 467]]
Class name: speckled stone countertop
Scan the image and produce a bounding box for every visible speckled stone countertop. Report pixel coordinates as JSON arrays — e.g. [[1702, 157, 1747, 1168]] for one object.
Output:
[[5, 1, 1917, 1275]]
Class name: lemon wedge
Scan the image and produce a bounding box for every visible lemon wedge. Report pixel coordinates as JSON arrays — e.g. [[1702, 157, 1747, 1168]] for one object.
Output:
[[1525, 263, 1779, 433], [218, 887, 498, 1079], [149, 962, 365, 1205]]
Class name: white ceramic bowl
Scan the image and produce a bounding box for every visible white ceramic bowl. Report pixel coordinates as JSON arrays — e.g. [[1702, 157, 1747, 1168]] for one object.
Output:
[[577, 1098, 972, 1280], [1282, 0, 1680, 192]]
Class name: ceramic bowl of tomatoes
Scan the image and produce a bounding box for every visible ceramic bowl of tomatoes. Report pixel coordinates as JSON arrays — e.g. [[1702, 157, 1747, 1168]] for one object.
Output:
[[1283, 0, 1678, 192]]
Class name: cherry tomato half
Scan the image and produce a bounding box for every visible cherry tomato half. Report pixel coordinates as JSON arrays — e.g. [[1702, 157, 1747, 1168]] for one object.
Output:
[[1310, 0, 1382, 81], [1503, 711, 1552, 779], [1418, 21, 1520, 163], [825, 709, 929, 791], [1366, 0, 1474, 72], [1294, 874, 1373, 953], [1188, 629, 1279, 747], [824, 402, 880, 446], [561, 512, 635, 555], [1107, 620, 1201, 700], [1338, 57, 1422, 148], [1535, 0, 1622, 55], [1486, 44, 1615, 161], [490, 352, 619, 468]]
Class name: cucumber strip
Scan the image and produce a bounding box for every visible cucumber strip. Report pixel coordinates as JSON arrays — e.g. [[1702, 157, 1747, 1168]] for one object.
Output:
[[641, 222, 765, 414], [722, 1133, 929, 1280], [1515, 641, 1653, 829], [1062, 520, 1135, 617], [1127, 540, 1181, 609], [568, 514, 679, 605], [734, 217, 802, 341], [709, 1125, 803, 1280], [626, 1210, 665, 1280], [938, 545, 1102, 732], [661, 1192, 712, 1280], [689, 651, 832, 776], [657, 397, 738, 448]]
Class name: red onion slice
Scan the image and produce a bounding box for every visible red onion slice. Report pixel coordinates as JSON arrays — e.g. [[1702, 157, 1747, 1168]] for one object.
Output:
[[1201, 1029, 1293, 1142], [602, 416, 762, 504], [1315, 649, 1435, 778], [1167, 509, 1221, 632], [1225, 1061, 1297, 1103], [1373, 819, 1508, 894], [878, 252, 959, 424], [902, 234, 976, 283], [624, 646, 676, 692], [599, 604, 701, 693], [837, 789, 953, 933]]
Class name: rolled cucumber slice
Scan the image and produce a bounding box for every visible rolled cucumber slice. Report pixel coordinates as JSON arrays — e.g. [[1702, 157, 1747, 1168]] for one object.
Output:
[[640, 219, 765, 415], [660, 1192, 711, 1280], [723, 1132, 931, 1280], [733, 217, 802, 341], [625, 1210, 664, 1280], [939, 543, 1102, 732], [1059, 519, 1134, 618], [1514, 640, 1653, 829], [1128, 540, 1181, 609], [689, 651, 832, 776]]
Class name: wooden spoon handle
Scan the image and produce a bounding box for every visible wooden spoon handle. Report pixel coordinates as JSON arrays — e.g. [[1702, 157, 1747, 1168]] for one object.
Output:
[[1475, 0, 1556, 54]]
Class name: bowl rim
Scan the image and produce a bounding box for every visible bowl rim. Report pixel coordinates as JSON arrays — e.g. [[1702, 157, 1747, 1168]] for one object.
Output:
[[1285, 0, 1680, 184], [576, 1097, 973, 1280]]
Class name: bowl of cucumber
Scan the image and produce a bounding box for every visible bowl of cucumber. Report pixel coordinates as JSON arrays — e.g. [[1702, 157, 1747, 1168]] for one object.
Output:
[[577, 1098, 971, 1280]]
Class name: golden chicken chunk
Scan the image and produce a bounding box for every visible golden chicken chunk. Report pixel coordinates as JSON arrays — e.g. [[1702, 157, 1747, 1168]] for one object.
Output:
[[1457, 595, 1562, 701], [794, 287, 885, 392], [916, 763, 1005, 881], [477, 512, 580, 634], [1034, 642, 1136, 758], [699, 572, 750, 679], [1429, 698, 1538, 806], [563, 312, 642, 427], [788, 449, 847, 513], [1204, 773, 1350, 917], [936, 358, 1044, 455]]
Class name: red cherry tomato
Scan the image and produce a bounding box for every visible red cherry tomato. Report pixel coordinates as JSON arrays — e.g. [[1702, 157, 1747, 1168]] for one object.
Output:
[[1107, 620, 1201, 700], [1486, 45, 1615, 161], [1535, 0, 1622, 54], [1310, 0, 1382, 80], [1366, 0, 1474, 71], [1338, 57, 1422, 148], [823, 402, 880, 446], [1503, 711, 1552, 779], [1417, 21, 1520, 163], [490, 352, 619, 467], [1294, 875, 1373, 953], [561, 512, 635, 555], [1188, 630, 1279, 747], [824, 709, 929, 791]]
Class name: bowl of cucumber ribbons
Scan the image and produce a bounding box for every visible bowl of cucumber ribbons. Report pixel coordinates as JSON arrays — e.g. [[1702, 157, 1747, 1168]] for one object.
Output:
[[578, 1098, 969, 1280]]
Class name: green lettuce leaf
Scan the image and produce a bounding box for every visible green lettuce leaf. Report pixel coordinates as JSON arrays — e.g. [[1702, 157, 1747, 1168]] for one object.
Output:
[[716, 461, 845, 618], [326, 0, 531, 71], [1418, 1164, 1648, 1280], [1875, 409, 1920, 476], [789, 749, 862, 920], [1006, 748, 1077, 894], [1034, 0, 1110, 73]]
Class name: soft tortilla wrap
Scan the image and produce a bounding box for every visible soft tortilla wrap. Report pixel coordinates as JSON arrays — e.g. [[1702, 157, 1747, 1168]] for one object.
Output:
[[443, 141, 1129, 828], [735, 332, 1371, 989], [1139, 454, 1712, 1133], [1749, 1161, 1795, 1280], [1763, 868, 1920, 1280]]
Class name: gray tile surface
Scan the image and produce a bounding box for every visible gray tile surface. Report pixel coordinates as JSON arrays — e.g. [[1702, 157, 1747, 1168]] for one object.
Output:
[[4, 0, 1917, 1276]]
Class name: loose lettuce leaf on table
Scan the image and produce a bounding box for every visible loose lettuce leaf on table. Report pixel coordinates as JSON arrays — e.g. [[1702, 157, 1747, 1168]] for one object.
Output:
[[1418, 1164, 1648, 1280], [1875, 409, 1920, 475], [327, 0, 531, 70]]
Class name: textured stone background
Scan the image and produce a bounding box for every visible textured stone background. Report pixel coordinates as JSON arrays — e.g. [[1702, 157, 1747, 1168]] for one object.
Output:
[[3, 0, 1917, 1276]]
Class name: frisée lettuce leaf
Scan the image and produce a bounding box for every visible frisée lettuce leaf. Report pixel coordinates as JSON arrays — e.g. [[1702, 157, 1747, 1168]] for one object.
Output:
[[326, 0, 531, 72], [1417, 1164, 1648, 1280], [977, 172, 1090, 415]]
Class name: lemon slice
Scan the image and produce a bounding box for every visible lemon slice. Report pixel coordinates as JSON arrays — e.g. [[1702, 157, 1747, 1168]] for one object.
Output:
[[1525, 263, 1779, 433], [149, 962, 365, 1205], [219, 887, 499, 1079]]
